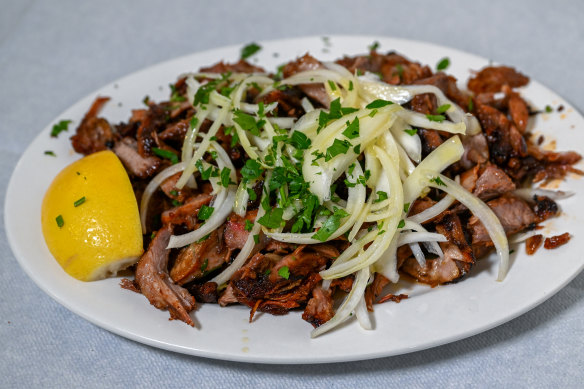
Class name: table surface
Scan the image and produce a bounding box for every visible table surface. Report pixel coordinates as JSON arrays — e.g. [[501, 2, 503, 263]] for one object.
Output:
[[1, 1, 583, 387]]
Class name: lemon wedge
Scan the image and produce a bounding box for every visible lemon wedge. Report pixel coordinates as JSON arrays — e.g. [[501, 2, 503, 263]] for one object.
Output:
[[41, 150, 143, 281]]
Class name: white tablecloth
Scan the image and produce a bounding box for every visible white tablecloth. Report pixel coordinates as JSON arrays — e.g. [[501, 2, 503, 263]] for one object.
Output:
[[1, 1, 583, 387]]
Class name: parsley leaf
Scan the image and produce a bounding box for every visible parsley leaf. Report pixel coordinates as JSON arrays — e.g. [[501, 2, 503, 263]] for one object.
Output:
[[198, 205, 214, 220], [312, 208, 349, 242], [257, 208, 284, 229], [429, 176, 447, 187], [233, 110, 264, 136], [152, 147, 179, 164], [44, 150, 56, 157], [50, 120, 72, 138], [366, 99, 393, 109], [278, 266, 290, 280], [436, 57, 450, 71], [426, 114, 445, 122], [374, 191, 388, 203], [289, 131, 311, 150], [220, 167, 234, 187], [436, 104, 451, 114], [55, 215, 64, 228], [397, 219, 405, 229], [342, 118, 360, 139], [244, 219, 254, 232], [404, 128, 418, 136], [73, 197, 86, 207], [325, 139, 352, 161], [241, 42, 261, 59], [403, 202, 410, 213], [369, 41, 380, 51], [241, 159, 264, 182]]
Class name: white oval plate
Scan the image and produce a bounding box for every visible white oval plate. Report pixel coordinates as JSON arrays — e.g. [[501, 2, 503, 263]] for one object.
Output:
[[5, 35, 584, 364]]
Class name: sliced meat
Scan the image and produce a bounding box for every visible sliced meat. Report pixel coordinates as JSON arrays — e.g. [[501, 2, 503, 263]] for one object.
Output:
[[158, 118, 190, 142], [461, 133, 489, 169], [473, 164, 516, 200], [468, 195, 536, 245], [302, 286, 334, 327], [467, 66, 529, 94], [223, 210, 258, 250], [134, 224, 196, 326], [71, 97, 115, 155], [412, 72, 471, 110], [460, 165, 480, 193], [170, 229, 230, 285], [218, 284, 239, 306], [113, 137, 160, 178], [283, 54, 329, 107], [256, 88, 305, 118], [508, 94, 529, 133], [401, 214, 475, 285], [268, 245, 329, 284], [159, 172, 193, 203], [160, 193, 213, 229]]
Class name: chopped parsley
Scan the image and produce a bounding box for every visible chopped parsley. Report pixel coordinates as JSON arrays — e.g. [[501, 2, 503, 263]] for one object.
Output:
[[436, 104, 451, 114], [311, 208, 349, 241], [44, 150, 56, 157], [257, 208, 284, 229], [366, 99, 393, 109], [368, 41, 380, 51], [169, 84, 186, 102], [152, 147, 179, 164], [200, 259, 208, 272], [50, 120, 72, 138], [198, 205, 214, 221], [289, 130, 311, 150], [73, 197, 86, 207], [246, 187, 257, 201], [220, 167, 234, 188], [467, 97, 474, 112], [278, 266, 290, 280], [436, 57, 450, 71], [397, 219, 405, 229], [348, 81, 354, 91], [374, 191, 388, 203], [241, 159, 264, 182], [403, 202, 410, 213], [327, 80, 337, 91], [430, 176, 447, 187], [233, 110, 265, 136], [325, 139, 352, 161], [545, 105, 553, 113], [404, 128, 418, 136], [426, 114, 445, 123], [342, 118, 360, 139], [55, 215, 64, 228], [253, 234, 260, 244], [353, 144, 361, 154], [244, 219, 254, 232], [241, 42, 261, 59]]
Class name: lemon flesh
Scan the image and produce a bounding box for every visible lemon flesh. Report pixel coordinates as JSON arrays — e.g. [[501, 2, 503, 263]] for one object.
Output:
[[41, 150, 143, 281]]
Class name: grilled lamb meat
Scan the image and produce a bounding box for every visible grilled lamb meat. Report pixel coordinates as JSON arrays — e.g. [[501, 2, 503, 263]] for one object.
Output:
[[134, 224, 196, 326], [302, 286, 334, 327], [71, 96, 115, 155]]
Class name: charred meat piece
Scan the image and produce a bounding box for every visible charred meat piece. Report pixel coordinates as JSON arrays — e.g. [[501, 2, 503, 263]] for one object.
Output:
[[460, 133, 489, 169], [161, 193, 213, 229], [525, 234, 543, 255], [544, 233, 571, 249], [170, 229, 230, 285], [468, 194, 536, 245], [159, 172, 193, 203], [467, 66, 529, 94], [533, 195, 559, 222], [302, 286, 334, 327], [188, 282, 219, 304], [401, 214, 475, 285], [71, 97, 115, 155], [134, 224, 196, 326], [113, 137, 160, 178]]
